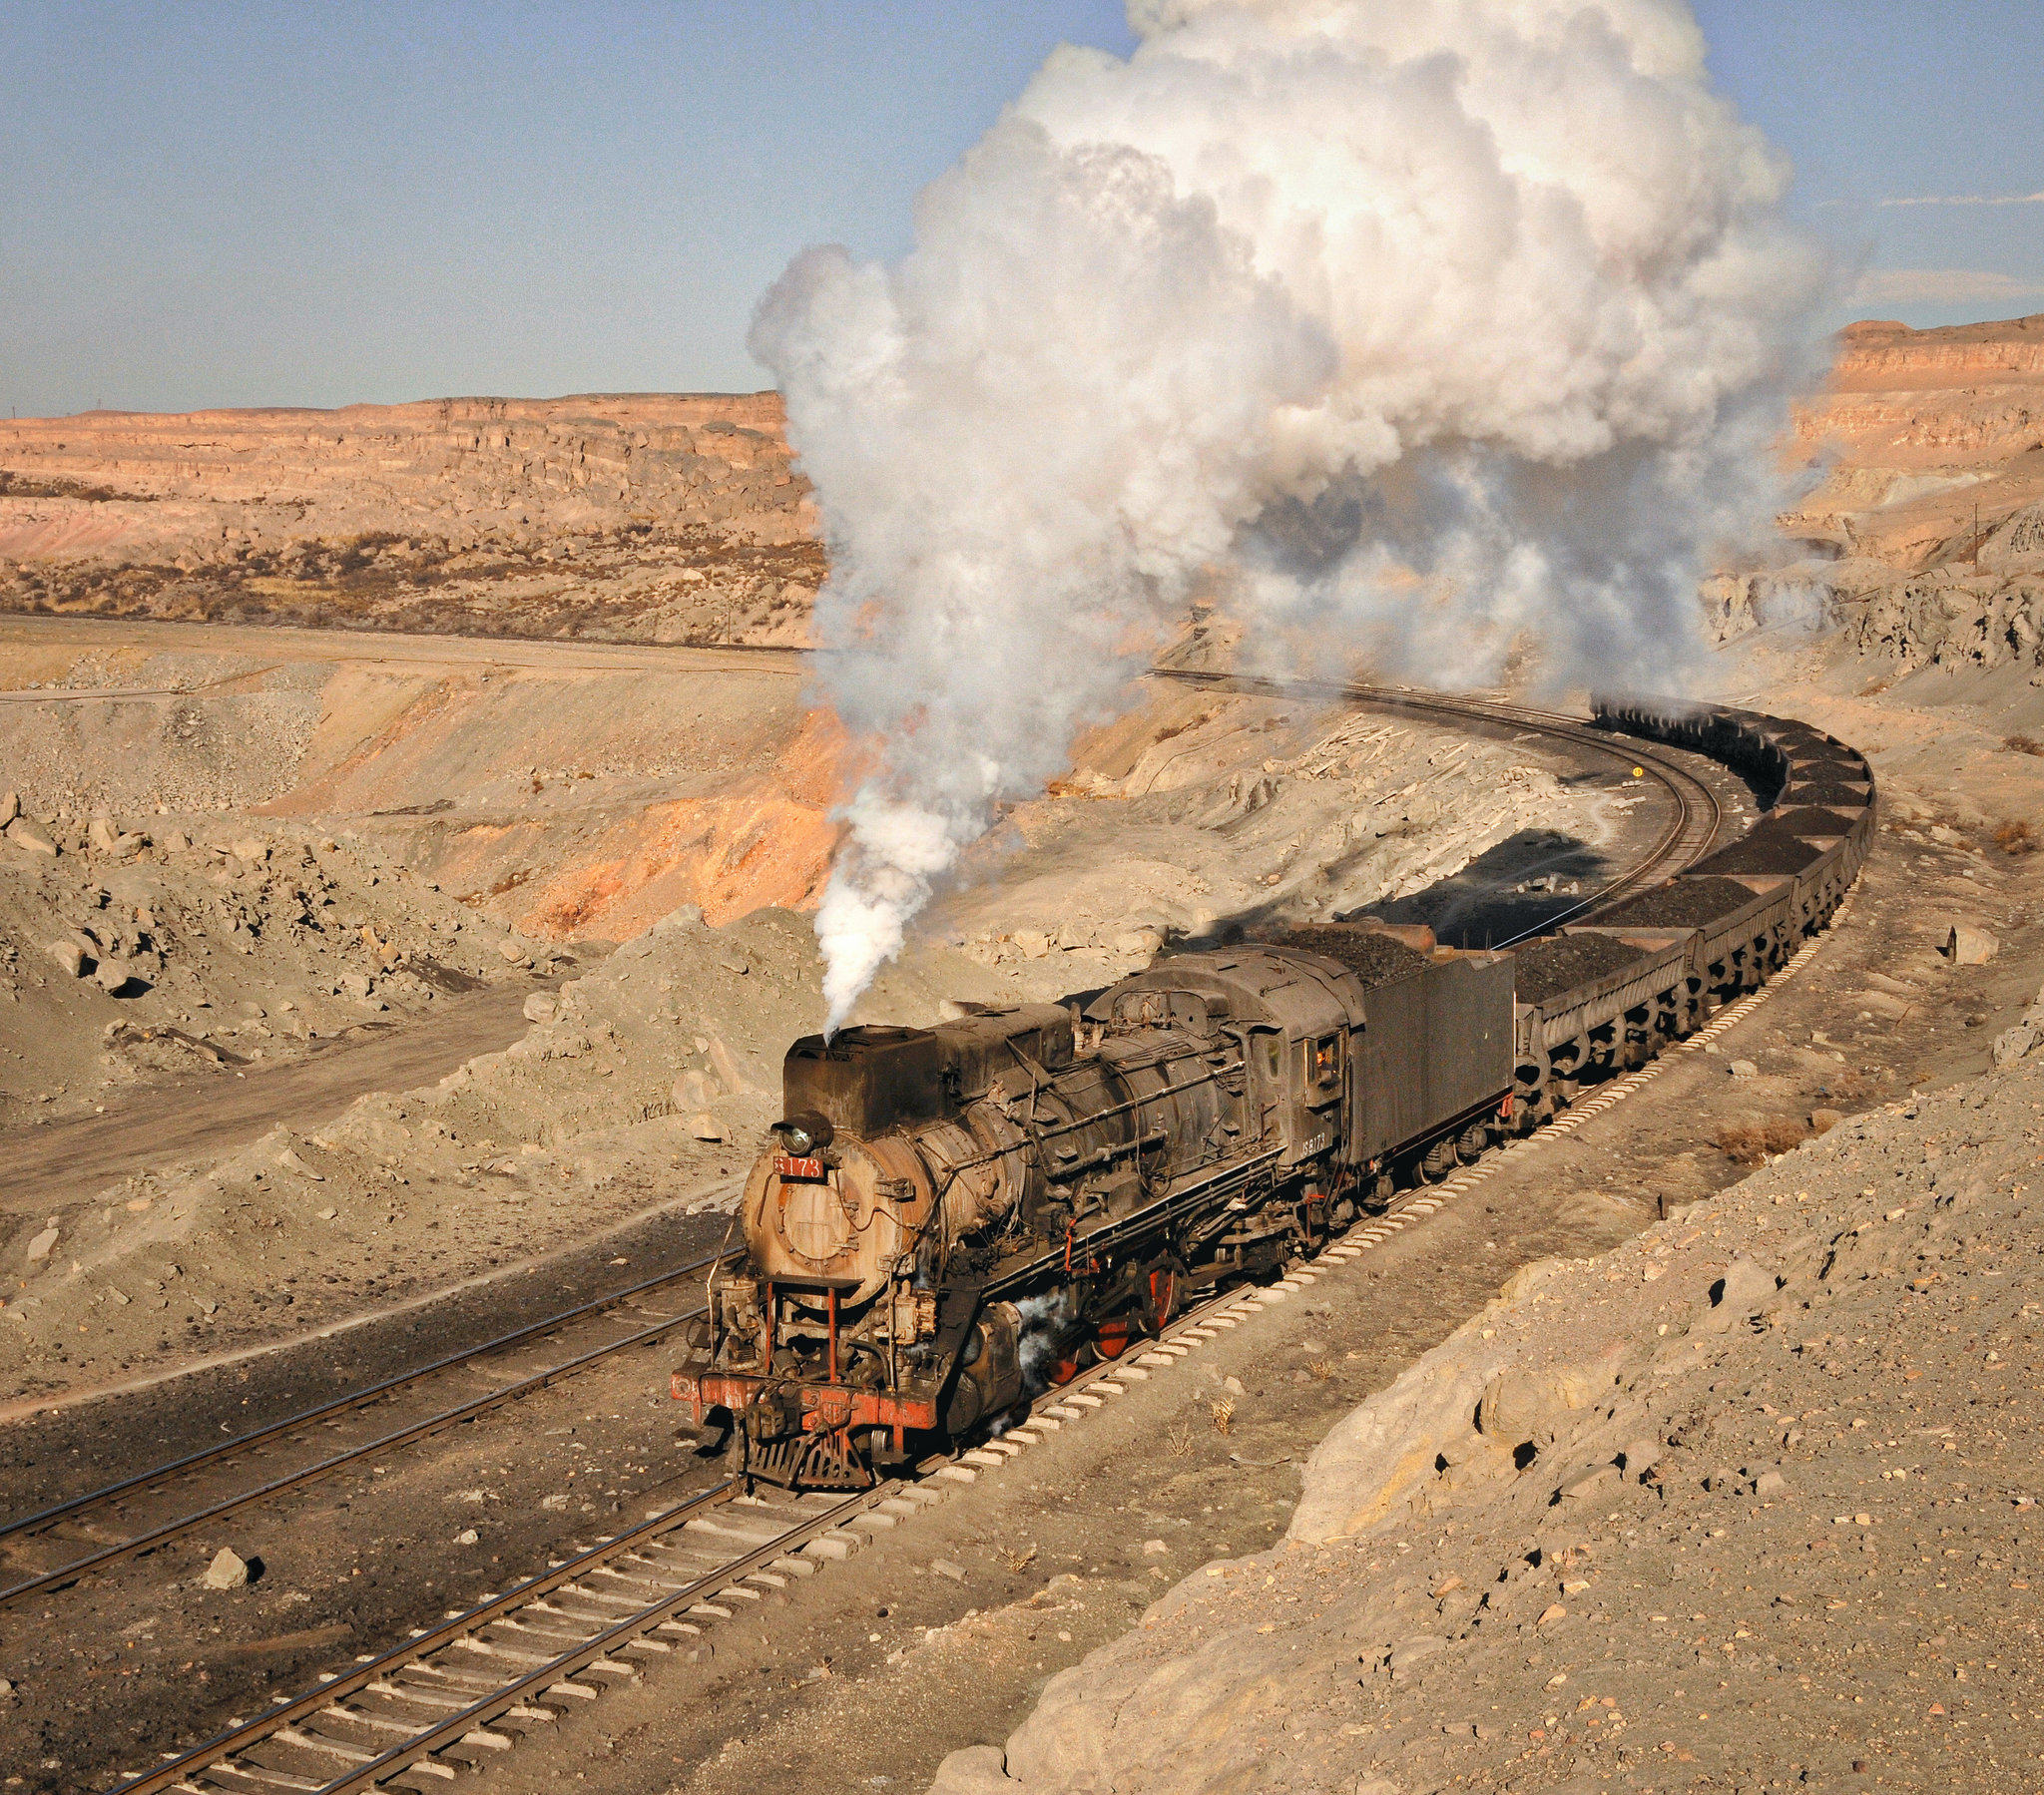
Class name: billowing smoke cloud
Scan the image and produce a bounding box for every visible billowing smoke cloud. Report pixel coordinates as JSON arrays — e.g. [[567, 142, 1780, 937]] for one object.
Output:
[[752, 0, 1827, 1030]]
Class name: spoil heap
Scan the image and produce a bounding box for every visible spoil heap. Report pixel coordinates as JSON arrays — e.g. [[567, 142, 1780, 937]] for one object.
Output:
[[933, 999, 2044, 1795]]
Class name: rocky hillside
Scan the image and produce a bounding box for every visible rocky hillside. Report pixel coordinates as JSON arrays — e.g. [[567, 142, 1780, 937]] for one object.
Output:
[[0, 394, 822, 646], [933, 997, 2044, 1795], [1788, 314, 2044, 571], [1721, 313, 2044, 675]]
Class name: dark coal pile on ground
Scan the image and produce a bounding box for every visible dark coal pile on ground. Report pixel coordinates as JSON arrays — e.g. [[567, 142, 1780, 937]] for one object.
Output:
[[1510, 931, 1649, 1005]]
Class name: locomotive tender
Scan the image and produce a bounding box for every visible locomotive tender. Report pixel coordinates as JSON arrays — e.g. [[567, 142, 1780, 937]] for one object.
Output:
[[674, 700, 1875, 1489]]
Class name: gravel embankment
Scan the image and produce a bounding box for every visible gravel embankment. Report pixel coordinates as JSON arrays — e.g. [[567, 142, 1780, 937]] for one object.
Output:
[[934, 993, 2044, 1795]]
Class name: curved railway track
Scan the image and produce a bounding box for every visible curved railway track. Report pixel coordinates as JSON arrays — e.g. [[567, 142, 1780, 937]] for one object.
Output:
[[3, 679, 1722, 1616], [92, 841, 1855, 1795], [16, 680, 1763, 1795], [1154, 671, 1727, 941]]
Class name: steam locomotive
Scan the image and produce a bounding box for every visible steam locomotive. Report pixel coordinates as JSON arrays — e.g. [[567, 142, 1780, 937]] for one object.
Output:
[[673, 699, 1874, 1489]]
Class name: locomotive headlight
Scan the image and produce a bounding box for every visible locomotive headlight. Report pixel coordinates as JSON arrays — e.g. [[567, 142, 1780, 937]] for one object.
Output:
[[771, 1111, 833, 1156]]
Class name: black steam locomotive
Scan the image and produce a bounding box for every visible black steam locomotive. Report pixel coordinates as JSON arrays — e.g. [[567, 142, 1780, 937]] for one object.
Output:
[[673, 700, 1874, 1488]]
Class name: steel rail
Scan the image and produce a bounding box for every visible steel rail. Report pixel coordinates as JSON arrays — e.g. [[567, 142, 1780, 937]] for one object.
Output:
[[1360, 685, 1726, 900], [98, 1481, 745, 1795], [109, 881, 1876, 1795], [0, 1257, 742, 1613], [1343, 685, 1726, 911], [1268, 679, 1724, 907], [1, 1246, 745, 1549], [1335, 688, 1721, 940], [100, 1263, 1298, 1795], [74, 673, 1744, 1788], [15, 673, 1707, 1563]]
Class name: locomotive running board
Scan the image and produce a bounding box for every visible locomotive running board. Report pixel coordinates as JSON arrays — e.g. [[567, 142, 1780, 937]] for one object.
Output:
[[982, 1148, 1285, 1300]]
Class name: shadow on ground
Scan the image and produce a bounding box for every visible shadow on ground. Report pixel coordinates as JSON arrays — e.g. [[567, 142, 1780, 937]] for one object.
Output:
[[1360, 828, 1613, 947], [1188, 827, 1613, 953]]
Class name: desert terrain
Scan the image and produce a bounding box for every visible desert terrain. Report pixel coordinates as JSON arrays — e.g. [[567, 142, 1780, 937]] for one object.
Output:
[[0, 609, 1663, 1409], [0, 321, 2042, 1795], [0, 395, 821, 647], [1727, 311, 2044, 681]]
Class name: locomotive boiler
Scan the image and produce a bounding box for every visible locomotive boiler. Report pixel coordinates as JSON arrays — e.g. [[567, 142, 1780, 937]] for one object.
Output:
[[673, 698, 1875, 1490]]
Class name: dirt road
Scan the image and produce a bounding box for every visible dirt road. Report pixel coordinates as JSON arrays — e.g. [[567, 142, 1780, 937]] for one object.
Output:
[[0, 612, 807, 680], [0, 980, 551, 1214]]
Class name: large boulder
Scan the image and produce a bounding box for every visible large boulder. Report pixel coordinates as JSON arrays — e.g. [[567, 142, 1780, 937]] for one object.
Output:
[[1697, 1254, 1779, 1332], [5, 816, 57, 855], [1943, 923, 1998, 965], [93, 955, 141, 996]]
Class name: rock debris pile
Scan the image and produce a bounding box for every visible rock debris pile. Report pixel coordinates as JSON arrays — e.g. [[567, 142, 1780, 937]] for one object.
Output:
[[0, 902, 1021, 1396], [935, 995, 2044, 1795], [0, 625, 841, 950], [0, 807, 527, 1123]]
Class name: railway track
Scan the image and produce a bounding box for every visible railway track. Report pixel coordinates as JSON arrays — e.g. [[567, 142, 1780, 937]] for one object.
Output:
[[92, 1250, 1397, 1795], [90, 842, 1853, 1795], [8, 679, 1718, 1616], [0, 1247, 742, 1613], [1153, 671, 1727, 939]]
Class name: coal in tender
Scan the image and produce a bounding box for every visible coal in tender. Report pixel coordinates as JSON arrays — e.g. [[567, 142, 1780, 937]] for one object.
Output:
[[1596, 875, 1767, 929], [1276, 926, 1430, 989], [1511, 932, 1648, 1005]]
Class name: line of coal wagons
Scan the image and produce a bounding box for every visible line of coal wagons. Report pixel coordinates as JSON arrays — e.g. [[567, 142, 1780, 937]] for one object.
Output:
[[1505, 699, 1875, 1124]]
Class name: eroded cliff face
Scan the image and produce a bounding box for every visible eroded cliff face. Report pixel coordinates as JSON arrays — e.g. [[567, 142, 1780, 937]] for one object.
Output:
[[1724, 314, 2044, 677], [0, 394, 822, 646], [1788, 313, 2044, 571]]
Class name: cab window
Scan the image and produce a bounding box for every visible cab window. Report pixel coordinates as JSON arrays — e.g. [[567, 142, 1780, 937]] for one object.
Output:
[[1310, 1034, 1342, 1089]]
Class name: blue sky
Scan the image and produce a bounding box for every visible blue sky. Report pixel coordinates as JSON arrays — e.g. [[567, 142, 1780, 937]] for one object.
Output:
[[1693, 0, 2044, 325], [1, 1, 2038, 416]]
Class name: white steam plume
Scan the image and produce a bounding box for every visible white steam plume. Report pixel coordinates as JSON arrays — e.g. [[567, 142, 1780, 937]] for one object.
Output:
[[752, 0, 1827, 1032]]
